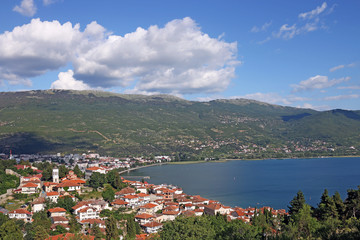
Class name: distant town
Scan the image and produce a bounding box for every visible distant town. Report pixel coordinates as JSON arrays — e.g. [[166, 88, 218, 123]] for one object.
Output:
[[0, 152, 287, 239]]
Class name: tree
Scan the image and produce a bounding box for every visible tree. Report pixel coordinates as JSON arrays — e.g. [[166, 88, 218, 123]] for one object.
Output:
[[333, 191, 346, 220], [105, 216, 119, 240], [59, 165, 69, 179], [113, 172, 126, 190], [57, 196, 76, 212], [291, 204, 320, 239], [91, 223, 104, 240], [51, 225, 67, 235], [317, 189, 338, 220], [160, 216, 216, 240], [34, 225, 49, 240], [344, 186, 360, 219], [102, 185, 115, 203], [73, 165, 84, 178], [89, 172, 105, 189], [0, 220, 23, 240], [69, 215, 81, 233], [288, 190, 306, 216]]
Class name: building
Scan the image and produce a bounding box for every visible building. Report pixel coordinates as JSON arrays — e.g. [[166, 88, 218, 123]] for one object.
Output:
[[32, 197, 46, 212], [53, 168, 59, 183], [48, 207, 67, 217], [8, 209, 32, 223]]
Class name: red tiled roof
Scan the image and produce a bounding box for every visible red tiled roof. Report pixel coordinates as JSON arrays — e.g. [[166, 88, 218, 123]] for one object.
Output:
[[112, 199, 129, 205], [162, 210, 179, 215], [32, 197, 45, 204], [9, 209, 31, 214], [46, 233, 95, 240], [48, 207, 66, 213], [57, 180, 81, 187], [123, 194, 138, 199], [15, 165, 30, 170], [44, 182, 58, 187], [86, 167, 102, 171], [78, 207, 96, 213], [140, 203, 158, 209], [22, 182, 38, 188], [137, 193, 149, 197], [115, 187, 135, 195], [46, 191, 59, 196], [142, 222, 162, 227], [135, 213, 155, 219], [205, 203, 222, 210], [80, 219, 105, 225]]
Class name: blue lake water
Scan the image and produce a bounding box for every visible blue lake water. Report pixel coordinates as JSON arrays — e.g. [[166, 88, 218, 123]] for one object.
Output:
[[122, 157, 360, 209]]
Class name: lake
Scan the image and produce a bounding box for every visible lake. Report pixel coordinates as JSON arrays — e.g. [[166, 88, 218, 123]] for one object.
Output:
[[121, 157, 360, 209]]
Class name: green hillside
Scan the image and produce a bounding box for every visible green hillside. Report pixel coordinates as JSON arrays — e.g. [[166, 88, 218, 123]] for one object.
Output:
[[0, 90, 359, 158]]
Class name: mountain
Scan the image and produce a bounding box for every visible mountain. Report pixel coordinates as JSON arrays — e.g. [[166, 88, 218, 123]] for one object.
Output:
[[0, 90, 359, 158]]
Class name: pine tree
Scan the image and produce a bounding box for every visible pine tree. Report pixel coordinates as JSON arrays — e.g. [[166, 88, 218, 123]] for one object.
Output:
[[333, 191, 345, 220], [105, 216, 119, 240], [317, 189, 338, 220], [34, 225, 49, 240], [288, 190, 306, 216]]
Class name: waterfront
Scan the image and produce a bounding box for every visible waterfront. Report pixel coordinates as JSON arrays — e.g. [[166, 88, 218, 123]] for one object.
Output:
[[122, 157, 360, 209]]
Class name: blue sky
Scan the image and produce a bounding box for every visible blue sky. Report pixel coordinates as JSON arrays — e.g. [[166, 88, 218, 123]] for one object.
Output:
[[0, 0, 359, 110]]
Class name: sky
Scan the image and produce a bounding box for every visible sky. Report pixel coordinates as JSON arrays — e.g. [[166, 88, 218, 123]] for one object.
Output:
[[0, 0, 359, 110]]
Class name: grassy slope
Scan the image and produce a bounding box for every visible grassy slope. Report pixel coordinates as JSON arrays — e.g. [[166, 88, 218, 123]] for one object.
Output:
[[0, 90, 359, 156]]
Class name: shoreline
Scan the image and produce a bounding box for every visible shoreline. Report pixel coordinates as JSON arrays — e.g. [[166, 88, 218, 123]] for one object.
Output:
[[120, 155, 360, 175]]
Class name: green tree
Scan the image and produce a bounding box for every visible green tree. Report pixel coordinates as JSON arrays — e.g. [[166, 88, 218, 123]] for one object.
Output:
[[73, 165, 84, 179], [0, 220, 23, 240], [292, 204, 320, 240], [344, 186, 360, 218], [89, 172, 105, 189], [105, 216, 119, 240], [50, 225, 67, 235], [333, 191, 346, 220], [34, 225, 49, 240], [59, 165, 69, 179], [288, 190, 306, 216], [57, 195, 76, 212], [317, 189, 338, 220], [102, 185, 115, 203], [91, 223, 104, 240], [160, 216, 216, 240]]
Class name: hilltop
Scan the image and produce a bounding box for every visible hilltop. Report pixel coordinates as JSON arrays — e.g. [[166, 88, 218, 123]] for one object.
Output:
[[0, 90, 359, 158]]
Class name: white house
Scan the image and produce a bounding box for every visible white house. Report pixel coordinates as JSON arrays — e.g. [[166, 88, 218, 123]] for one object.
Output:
[[8, 209, 32, 223]]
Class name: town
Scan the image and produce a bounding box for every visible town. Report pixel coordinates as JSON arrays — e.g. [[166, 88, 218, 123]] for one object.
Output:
[[0, 152, 287, 239]]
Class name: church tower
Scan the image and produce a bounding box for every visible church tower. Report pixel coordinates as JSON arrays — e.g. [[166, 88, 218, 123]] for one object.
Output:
[[53, 168, 59, 183]]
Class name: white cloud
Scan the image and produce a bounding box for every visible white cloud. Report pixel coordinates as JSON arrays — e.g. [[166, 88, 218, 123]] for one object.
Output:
[[73, 17, 238, 95], [251, 21, 272, 33], [0, 19, 85, 86], [43, 0, 58, 6], [299, 2, 327, 20], [0, 18, 238, 94], [338, 85, 360, 90], [324, 94, 359, 101], [330, 64, 345, 72], [230, 92, 291, 105], [50, 70, 91, 90], [263, 2, 332, 42], [297, 103, 330, 111], [330, 62, 357, 72], [13, 0, 37, 17], [291, 75, 350, 92]]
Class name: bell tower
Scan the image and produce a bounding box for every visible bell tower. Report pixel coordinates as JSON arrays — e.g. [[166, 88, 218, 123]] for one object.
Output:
[[52, 168, 59, 183]]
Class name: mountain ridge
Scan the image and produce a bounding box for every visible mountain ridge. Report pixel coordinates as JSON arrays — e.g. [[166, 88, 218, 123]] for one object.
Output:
[[0, 90, 359, 158]]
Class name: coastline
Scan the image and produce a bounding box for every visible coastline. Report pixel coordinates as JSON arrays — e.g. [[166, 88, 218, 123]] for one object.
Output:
[[120, 155, 360, 175]]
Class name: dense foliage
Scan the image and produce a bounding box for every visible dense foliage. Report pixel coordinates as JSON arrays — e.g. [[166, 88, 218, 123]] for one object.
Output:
[[0, 90, 359, 158], [159, 186, 360, 240]]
